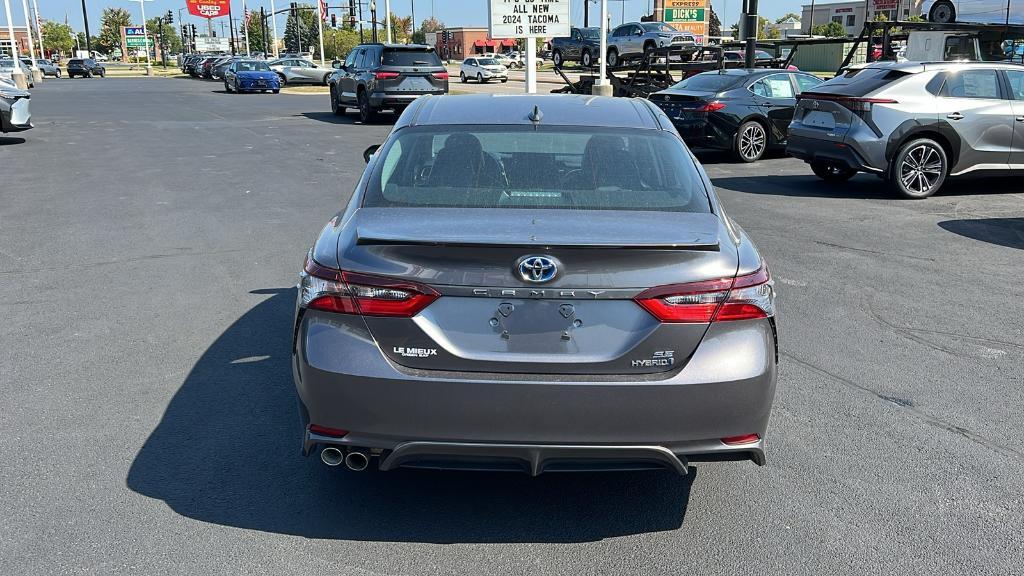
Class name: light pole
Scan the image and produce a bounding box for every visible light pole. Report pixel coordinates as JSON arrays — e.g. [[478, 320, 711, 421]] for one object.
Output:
[[127, 0, 153, 75], [2, 0, 27, 88], [270, 0, 279, 57], [384, 0, 391, 43], [593, 0, 610, 96], [31, 0, 44, 61], [20, 0, 41, 82]]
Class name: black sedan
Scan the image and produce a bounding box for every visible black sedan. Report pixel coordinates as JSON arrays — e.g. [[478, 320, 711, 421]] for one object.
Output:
[[649, 69, 823, 162]]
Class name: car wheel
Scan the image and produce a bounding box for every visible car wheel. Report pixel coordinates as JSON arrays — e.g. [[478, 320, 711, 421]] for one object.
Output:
[[929, 1, 956, 23], [330, 85, 344, 115], [888, 138, 947, 199], [55, 69, 61, 78], [734, 120, 767, 163], [272, 89, 280, 94], [810, 161, 857, 182], [460, 71, 467, 83], [277, 73, 287, 86], [477, 72, 485, 83], [322, 73, 331, 86], [501, 77, 508, 83], [99, 70, 105, 78], [552, 49, 563, 67], [607, 47, 619, 67], [224, 79, 232, 92], [643, 41, 656, 59], [85, 70, 92, 78], [581, 49, 593, 68], [358, 89, 378, 124]]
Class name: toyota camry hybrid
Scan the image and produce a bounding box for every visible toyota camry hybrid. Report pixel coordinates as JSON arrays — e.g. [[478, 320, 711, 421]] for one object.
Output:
[[293, 94, 777, 475]]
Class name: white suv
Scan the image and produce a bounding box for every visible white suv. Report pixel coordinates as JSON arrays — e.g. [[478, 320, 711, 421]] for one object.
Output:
[[460, 57, 508, 83]]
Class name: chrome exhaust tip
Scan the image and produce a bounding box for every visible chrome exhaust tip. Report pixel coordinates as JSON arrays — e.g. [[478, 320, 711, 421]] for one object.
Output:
[[320, 446, 344, 466], [344, 451, 369, 471]]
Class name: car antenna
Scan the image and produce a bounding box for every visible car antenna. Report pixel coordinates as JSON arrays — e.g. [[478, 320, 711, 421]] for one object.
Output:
[[528, 105, 543, 123]]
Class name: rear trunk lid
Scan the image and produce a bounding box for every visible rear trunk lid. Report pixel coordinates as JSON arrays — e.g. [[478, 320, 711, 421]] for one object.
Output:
[[339, 208, 738, 375], [377, 47, 448, 93]]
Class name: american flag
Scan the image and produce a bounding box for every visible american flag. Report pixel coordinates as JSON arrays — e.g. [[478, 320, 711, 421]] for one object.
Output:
[[243, 8, 251, 26], [318, 0, 328, 22]]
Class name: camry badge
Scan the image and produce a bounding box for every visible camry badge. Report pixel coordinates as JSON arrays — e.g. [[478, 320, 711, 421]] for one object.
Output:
[[516, 255, 558, 283]]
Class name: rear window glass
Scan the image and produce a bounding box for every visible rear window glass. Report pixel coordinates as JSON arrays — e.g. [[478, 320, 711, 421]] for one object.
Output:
[[382, 48, 442, 66], [669, 72, 744, 92], [809, 67, 912, 96], [364, 126, 710, 213], [68, 59, 83, 65]]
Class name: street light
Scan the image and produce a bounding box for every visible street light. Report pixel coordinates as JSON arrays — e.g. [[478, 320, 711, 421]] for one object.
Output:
[[593, 0, 610, 96], [2, 0, 27, 88], [126, 0, 154, 76]]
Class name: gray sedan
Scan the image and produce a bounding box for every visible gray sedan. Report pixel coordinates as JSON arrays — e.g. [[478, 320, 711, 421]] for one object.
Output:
[[0, 77, 32, 133], [294, 94, 778, 475], [269, 58, 332, 85]]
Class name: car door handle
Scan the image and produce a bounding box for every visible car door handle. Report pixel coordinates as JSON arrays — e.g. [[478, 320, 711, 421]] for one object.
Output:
[[947, 112, 964, 120]]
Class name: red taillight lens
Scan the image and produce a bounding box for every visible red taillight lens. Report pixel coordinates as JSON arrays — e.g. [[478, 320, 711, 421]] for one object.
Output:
[[374, 71, 400, 80], [698, 101, 726, 112], [431, 71, 449, 80], [309, 424, 349, 437], [301, 258, 439, 317], [634, 265, 773, 323], [721, 433, 760, 445]]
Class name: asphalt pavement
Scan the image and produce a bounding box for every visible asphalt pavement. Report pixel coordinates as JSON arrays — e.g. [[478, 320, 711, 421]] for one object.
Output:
[[1, 76, 1023, 576]]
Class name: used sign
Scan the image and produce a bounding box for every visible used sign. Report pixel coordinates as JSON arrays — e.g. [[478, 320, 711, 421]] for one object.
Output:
[[186, 0, 231, 19], [489, 0, 570, 39]]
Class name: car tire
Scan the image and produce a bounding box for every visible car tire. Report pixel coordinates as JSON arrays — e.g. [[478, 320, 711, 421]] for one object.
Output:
[[224, 79, 232, 93], [99, 70, 105, 78], [581, 49, 593, 68], [607, 47, 619, 67], [330, 85, 344, 115], [322, 73, 330, 86], [643, 41, 657, 59], [929, 1, 956, 23], [733, 120, 768, 163], [85, 70, 92, 78], [888, 138, 947, 199], [272, 89, 280, 94], [810, 161, 857, 182], [460, 71, 467, 83], [358, 89, 378, 124], [552, 49, 563, 67], [55, 69, 61, 78], [501, 77, 508, 83], [477, 72, 485, 83], [277, 73, 287, 86]]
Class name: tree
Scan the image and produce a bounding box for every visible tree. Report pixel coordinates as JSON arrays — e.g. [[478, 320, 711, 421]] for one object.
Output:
[[758, 16, 780, 40], [146, 17, 181, 55], [284, 4, 319, 55], [776, 12, 801, 24], [811, 21, 847, 37], [419, 16, 444, 34], [97, 7, 132, 54], [324, 27, 360, 61], [41, 21, 75, 56], [245, 16, 267, 55], [389, 13, 413, 43], [707, 5, 721, 38]]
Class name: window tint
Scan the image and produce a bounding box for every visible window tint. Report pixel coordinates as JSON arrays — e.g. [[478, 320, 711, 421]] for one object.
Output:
[[383, 48, 442, 66], [669, 72, 744, 91], [794, 73, 823, 93], [942, 69, 1001, 99], [344, 49, 359, 69], [359, 47, 379, 69], [613, 26, 628, 37], [364, 126, 710, 213], [1004, 69, 1024, 100]]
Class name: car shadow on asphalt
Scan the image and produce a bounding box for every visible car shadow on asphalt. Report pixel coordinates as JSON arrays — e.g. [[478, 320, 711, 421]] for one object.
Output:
[[126, 287, 695, 543], [938, 218, 1024, 250], [0, 136, 27, 145], [713, 173, 1024, 200], [300, 111, 397, 126]]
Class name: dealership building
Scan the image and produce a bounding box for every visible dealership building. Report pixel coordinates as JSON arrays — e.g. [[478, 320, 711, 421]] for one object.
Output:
[[0, 26, 36, 58], [432, 27, 518, 60], [801, 0, 924, 35]]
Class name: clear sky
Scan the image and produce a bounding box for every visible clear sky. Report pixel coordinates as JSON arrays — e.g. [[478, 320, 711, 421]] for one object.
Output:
[[4, 0, 808, 37]]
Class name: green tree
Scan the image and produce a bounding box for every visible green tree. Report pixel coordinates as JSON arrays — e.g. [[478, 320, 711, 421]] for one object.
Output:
[[419, 16, 444, 34], [708, 5, 721, 38], [758, 16, 780, 39], [245, 15, 267, 55], [41, 21, 75, 56], [97, 7, 133, 55], [776, 12, 801, 24], [284, 4, 319, 55], [389, 13, 413, 43], [146, 17, 181, 55], [811, 20, 847, 37], [324, 26, 359, 60]]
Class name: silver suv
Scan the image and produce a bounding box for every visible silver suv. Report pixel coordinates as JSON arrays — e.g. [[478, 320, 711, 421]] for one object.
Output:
[[606, 22, 696, 67], [787, 61, 1024, 198]]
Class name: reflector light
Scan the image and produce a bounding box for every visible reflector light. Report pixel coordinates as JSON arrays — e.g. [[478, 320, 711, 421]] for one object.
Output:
[[721, 434, 760, 445], [309, 425, 349, 437]]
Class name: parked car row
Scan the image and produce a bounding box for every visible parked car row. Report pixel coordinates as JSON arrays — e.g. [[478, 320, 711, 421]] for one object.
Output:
[[328, 43, 449, 123]]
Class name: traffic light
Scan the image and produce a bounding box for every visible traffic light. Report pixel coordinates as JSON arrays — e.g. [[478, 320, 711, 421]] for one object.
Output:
[[331, 14, 337, 28], [348, 0, 356, 28], [166, 10, 173, 24]]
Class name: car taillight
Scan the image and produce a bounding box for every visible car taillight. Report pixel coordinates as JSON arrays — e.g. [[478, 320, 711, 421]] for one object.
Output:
[[300, 256, 439, 317], [374, 71, 400, 80], [634, 265, 774, 323], [431, 71, 449, 80], [801, 94, 897, 117], [697, 101, 726, 112]]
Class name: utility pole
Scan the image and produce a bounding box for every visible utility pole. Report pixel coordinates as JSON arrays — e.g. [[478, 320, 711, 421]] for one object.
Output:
[[31, 0, 44, 61], [317, 0, 325, 64], [410, 0, 414, 44], [81, 0, 92, 56], [808, 0, 815, 34], [384, 0, 391, 43], [743, 0, 758, 69], [584, 0, 589, 27], [358, 0, 364, 42], [20, 0, 41, 83], [270, 0, 279, 57], [227, 0, 236, 56]]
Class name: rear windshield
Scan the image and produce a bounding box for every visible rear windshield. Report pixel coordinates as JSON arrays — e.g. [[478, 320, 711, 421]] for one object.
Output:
[[364, 126, 711, 213], [670, 72, 744, 92], [382, 48, 442, 66], [808, 67, 912, 96], [68, 59, 83, 65], [236, 60, 270, 71], [477, 58, 499, 65]]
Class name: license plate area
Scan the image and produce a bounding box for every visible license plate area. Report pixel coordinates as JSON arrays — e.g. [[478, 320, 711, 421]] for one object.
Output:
[[803, 110, 836, 129]]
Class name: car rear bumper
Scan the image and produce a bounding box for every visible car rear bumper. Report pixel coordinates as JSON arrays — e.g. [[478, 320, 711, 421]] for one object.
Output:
[[369, 91, 445, 108], [293, 309, 778, 473], [786, 133, 883, 173]]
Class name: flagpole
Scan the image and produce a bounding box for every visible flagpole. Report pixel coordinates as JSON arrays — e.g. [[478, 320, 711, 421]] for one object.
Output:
[[317, 0, 325, 65], [242, 0, 250, 54], [269, 0, 279, 57], [31, 0, 44, 60]]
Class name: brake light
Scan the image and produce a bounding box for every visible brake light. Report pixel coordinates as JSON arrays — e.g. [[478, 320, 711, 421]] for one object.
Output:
[[721, 433, 760, 445], [697, 101, 726, 112], [374, 71, 400, 80], [634, 265, 774, 323], [309, 424, 349, 437], [431, 71, 449, 80], [301, 257, 439, 317]]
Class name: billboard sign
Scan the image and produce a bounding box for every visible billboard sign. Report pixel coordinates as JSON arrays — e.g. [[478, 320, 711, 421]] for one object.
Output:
[[489, 0, 570, 39], [187, 0, 231, 19], [663, 0, 708, 42], [194, 36, 231, 52]]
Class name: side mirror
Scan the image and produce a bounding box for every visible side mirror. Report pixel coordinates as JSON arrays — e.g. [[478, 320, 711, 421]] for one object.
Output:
[[363, 144, 380, 163], [332, 60, 342, 69]]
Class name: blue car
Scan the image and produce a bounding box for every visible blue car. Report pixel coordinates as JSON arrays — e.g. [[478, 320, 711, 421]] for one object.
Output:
[[223, 60, 281, 94]]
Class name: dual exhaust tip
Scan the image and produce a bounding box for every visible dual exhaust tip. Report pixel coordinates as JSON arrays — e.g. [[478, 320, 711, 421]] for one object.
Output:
[[320, 447, 369, 471]]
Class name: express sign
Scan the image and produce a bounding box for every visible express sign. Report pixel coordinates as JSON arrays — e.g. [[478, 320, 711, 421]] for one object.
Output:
[[186, 0, 230, 19]]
